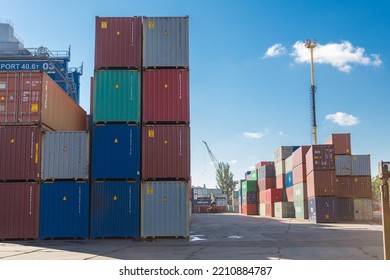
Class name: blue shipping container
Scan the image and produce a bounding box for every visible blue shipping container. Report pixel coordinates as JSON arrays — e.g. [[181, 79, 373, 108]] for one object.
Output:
[[285, 171, 294, 188], [91, 124, 140, 180], [308, 196, 339, 223], [39, 181, 89, 240], [90, 181, 140, 239]]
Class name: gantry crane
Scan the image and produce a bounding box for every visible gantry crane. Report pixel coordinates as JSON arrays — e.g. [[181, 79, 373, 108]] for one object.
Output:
[[202, 141, 220, 171], [305, 39, 318, 145]]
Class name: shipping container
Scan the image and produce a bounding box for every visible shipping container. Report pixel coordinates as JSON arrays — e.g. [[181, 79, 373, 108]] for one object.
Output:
[[285, 186, 294, 202], [294, 201, 308, 219], [259, 203, 266, 216], [261, 202, 275, 217], [335, 155, 352, 176], [39, 181, 89, 239], [292, 146, 311, 168], [0, 126, 41, 181], [257, 177, 276, 191], [0, 182, 40, 240], [142, 125, 190, 180], [293, 182, 307, 201], [91, 124, 140, 180], [292, 163, 306, 184], [141, 181, 189, 238], [308, 196, 339, 223], [274, 202, 295, 218], [241, 180, 257, 193], [274, 146, 297, 162], [41, 131, 89, 180], [0, 71, 86, 131], [350, 176, 372, 198], [353, 198, 373, 221], [90, 181, 140, 239], [336, 176, 353, 198], [258, 190, 265, 203], [142, 69, 190, 123], [257, 164, 275, 179], [263, 188, 284, 203], [241, 203, 257, 215], [325, 133, 351, 155], [338, 198, 354, 221], [306, 145, 335, 173], [351, 155, 371, 176], [306, 170, 337, 197], [276, 174, 285, 189], [93, 70, 141, 123], [247, 169, 258, 181], [94, 17, 142, 70], [285, 171, 294, 187], [255, 161, 274, 169], [285, 156, 293, 172], [242, 191, 257, 204], [275, 160, 285, 176], [143, 16, 189, 68]]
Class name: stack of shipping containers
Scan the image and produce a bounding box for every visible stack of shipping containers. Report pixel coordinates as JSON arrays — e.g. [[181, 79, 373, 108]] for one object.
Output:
[[141, 16, 190, 239], [327, 134, 373, 221], [257, 162, 280, 217], [0, 71, 87, 240], [92, 17, 142, 239], [241, 177, 258, 215], [292, 146, 310, 219]]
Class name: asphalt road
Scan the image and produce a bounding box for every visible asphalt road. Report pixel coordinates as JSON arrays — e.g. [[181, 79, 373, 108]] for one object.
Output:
[[0, 213, 384, 260]]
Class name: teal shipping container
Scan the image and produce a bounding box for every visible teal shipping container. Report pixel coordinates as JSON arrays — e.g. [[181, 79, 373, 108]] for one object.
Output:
[[39, 181, 89, 240], [90, 181, 140, 239], [241, 180, 257, 193], [93, 70, 141, 123]]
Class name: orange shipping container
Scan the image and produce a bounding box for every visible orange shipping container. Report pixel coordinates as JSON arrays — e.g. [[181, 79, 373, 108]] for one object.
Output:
[[0, 71, 86, 131]]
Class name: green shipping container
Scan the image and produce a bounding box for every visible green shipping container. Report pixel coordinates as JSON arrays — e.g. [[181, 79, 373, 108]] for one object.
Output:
[[93, 70, 141, 123], [294, 200, 308, 219], [241, 180, 257, 193]]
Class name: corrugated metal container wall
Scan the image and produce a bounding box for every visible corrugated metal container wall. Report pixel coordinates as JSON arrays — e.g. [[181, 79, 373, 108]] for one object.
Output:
[[285, 156, 293, 172], [307, 170, 337, 197], [325, 133, 351, 155], [0, 72, 86, 131], [39, 181, 89, 239], [294, 201, 308, 219], [338, 198, 354, 221], [275, 160, 285, 176], [255, 161, 274, 169], [335, 155, 352, 176], [93, 70, 141, 123], [258, 164, 275, 179], [293, 182, 307, 201], [336, 176, 353, 198], [241, 203, 257, 215], [350, 176, 372, 198], [142, 69, 190, 123], [142, 125, 190, 180], [292, 146, 310, 168], [276, 174, 285, 189], [241, 180, 257, 193], [143, 16, 189, 68], [306, 145, 335, 173], [41, 132, 89, 180], [286, 187, 294, 202], [257, 178, 276, 191], [264, 188, 284, 203], [353, 198, 373, 221], [242, 192, 257, 204], [94, 17, 142, 69], [292, 164, 306, 184], [274, 146, 295, 162], [90, 181, 140, 239], [351, 155, 371, 176], [259, 203, 266, 216], [91, 124, 140, 180], [0, 126, 41, 181], [308, 196, 339, 223], [0, 182, 40, 240], [141, 181, 189, 238], [274, 202, 295, 218]]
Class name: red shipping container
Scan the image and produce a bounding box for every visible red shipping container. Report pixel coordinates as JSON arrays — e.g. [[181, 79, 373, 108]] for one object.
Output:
[[0, 126, 41, 181], [0, 182, 40, 240], [255, 161, 274, 169], [325, 133, 351, 155], [264, 188, 284, 203], [276, 174, 285, 189], [306, 145, 335, 173], [307, 170, 337, 197], [292, 146, 311, 168], [265, 203, 274, 217], [350, 176, 372, 198], [336, 176, 353, 198], [142, 125, 190, 180], [94, 17, 142, 69], [241, 203, 257, 215], [257, 178, 275, 191], [0, 71, 86, 131], [292, 164, 307, 184], [286, 187, 294, 202], [142, 69, 190, 123]]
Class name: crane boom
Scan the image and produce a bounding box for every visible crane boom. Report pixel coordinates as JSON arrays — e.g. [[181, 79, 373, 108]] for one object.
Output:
[[305, 39, 318, 145], [202, 141, 219, 170]]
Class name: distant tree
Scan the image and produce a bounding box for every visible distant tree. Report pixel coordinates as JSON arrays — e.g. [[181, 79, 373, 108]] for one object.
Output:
[[372, 175, 390, 202], [215, 162, 236, 205]]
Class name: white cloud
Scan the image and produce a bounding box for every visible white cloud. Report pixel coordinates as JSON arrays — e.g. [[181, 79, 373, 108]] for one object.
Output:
[[242, 129, 270, 139], [263, 43, 286, 58], [278, 131, 284, 136], [229, 160, 238, 164], [291, 40, 382, 73], [325, 112, 360, 126]]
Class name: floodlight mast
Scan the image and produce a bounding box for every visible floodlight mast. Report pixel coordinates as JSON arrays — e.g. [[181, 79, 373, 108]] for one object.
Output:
[[305, 39, 318, 145]]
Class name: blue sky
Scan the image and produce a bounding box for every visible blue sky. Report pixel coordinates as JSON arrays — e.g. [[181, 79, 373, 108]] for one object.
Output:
[[2, 0, 390, 188]]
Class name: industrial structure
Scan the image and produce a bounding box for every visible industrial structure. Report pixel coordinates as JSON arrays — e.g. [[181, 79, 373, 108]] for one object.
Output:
[[305, 39, 318, 145]]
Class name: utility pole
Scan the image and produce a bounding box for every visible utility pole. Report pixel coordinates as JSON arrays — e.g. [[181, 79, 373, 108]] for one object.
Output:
[[305, 39, 318, 145], [378, 161, 390, 260]]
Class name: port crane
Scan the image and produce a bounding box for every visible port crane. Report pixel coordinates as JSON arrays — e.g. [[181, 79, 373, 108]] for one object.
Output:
[[202, 141, 220, 171], [305, 39, 318, 145]]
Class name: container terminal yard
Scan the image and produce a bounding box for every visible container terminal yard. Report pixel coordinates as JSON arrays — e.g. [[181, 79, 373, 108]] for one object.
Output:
[[0, 16, 388, 261]]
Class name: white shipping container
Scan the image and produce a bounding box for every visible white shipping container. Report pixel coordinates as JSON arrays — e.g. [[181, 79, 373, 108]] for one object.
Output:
[[275, 160, 285, 176], [285, 155, 293, 173], [353, 198, 373, 221]]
